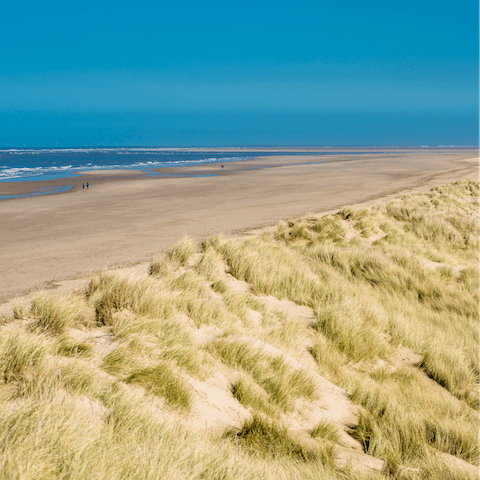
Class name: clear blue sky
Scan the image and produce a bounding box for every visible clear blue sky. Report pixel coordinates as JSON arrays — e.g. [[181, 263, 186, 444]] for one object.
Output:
[[0, 0, 478, 146]]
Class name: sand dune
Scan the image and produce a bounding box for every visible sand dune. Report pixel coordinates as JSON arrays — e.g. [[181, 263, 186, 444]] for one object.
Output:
[[1, 180, 478, 479]]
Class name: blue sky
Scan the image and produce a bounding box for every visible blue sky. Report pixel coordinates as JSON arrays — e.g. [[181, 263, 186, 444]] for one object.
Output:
[[0, 0, 478, 146]]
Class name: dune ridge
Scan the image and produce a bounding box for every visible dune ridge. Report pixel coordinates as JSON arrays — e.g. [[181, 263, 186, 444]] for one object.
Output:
[[0, 180, 478, 479]]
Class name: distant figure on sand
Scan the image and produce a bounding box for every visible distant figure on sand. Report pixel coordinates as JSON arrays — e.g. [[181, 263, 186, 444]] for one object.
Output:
[[221, 165, 224, 168], [82, 184, 84, 189], [86, 182, 89, 189]]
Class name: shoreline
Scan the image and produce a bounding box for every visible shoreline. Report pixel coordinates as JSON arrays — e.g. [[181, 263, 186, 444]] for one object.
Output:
[[0, 151, 477, 302], [0, 154, 359, 199], [0, 148, 477, 200]]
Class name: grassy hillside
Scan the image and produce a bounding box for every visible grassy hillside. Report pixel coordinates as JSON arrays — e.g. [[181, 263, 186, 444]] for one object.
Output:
[[1, 180, 478, 479]]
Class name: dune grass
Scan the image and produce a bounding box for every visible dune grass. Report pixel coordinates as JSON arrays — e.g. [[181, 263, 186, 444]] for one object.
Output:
[[215, 339, 318, 411], [0, 328, 50, 384], [125, 362, 192, 409], [225, 415, 317, 461], [310, 419, 343, 444], [0, 180, 477, 479], [30, 293, 95, 334], [232, 372, 281, 418]]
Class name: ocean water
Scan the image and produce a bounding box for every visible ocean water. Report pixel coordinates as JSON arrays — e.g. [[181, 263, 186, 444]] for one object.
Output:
[[0, 148, 265, 182], [0, 146, 472, 200], [1, 146, 475, 183], [0, 147, 404, 183]]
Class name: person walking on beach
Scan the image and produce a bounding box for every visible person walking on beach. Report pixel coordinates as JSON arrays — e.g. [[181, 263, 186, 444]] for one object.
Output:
[[86, 182, 89, 189], [82, 184, 84, 189]]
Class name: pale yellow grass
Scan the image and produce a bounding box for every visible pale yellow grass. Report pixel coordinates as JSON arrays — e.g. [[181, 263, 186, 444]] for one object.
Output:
[[0, 180, 478, 479]]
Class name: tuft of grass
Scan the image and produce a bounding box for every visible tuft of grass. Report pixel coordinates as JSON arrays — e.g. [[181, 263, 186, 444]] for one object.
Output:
[[87, 274, 148, 324], [308, 336, 347, 381], [313, 297, 390, 362], [126, 362, 192, 409], [163, 344, 213, 379], [0, 329, 49, 383], [12, 303, 28, 320], [30, 294, 94, 334], [87, 274, 177, 325], [215, 339, 317, 411], [195, 246, 227, 281], [311, 215, 346, 242], [165, 236, 196, 266], [232, 373, 280, 418], [274, 219, 313, 243], [225, 415, 316, 461], [101, 345, 146, 377], [148, 255, 179, 277], [420, 346, 478, 407], [346, 367, 479, 469], [213, 236, 321, 305], [211, 279, 228, 294], [458, 266, 479, 292], [165, 269, 211, 297], [182, 295, 234, 329], [56, 360, 111, 398], [260, 313, 306, 351], [310, 419, 342, 444], [55, 337, 92, 358]]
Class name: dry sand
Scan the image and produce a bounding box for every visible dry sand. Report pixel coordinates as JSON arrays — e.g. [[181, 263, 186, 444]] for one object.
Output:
[[0, 150, 477, 301]]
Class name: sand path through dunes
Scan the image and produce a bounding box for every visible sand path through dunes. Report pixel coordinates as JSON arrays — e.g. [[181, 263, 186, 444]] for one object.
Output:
[[0, 151, 477, 300]]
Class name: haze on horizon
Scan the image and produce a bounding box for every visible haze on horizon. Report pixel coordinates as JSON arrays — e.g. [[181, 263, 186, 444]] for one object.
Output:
[[0, 0, 478, 147]]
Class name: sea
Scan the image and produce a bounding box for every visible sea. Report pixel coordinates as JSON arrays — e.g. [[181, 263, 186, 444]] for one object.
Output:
[[0, 147, 328, 199], [0, 147, 268, 182], [0, 146, 474, 199]]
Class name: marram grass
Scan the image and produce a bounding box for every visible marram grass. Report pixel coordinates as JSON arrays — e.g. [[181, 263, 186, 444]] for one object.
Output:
[[0, 180, 478, 479]]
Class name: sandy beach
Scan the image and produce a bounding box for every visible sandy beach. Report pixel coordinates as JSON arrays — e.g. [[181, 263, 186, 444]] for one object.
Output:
[[0, 150, 477, 301]]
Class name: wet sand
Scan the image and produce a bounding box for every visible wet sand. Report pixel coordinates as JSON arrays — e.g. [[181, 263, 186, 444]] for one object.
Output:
[[0, 171, 149, 197], [0, 150, 477, 301]]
